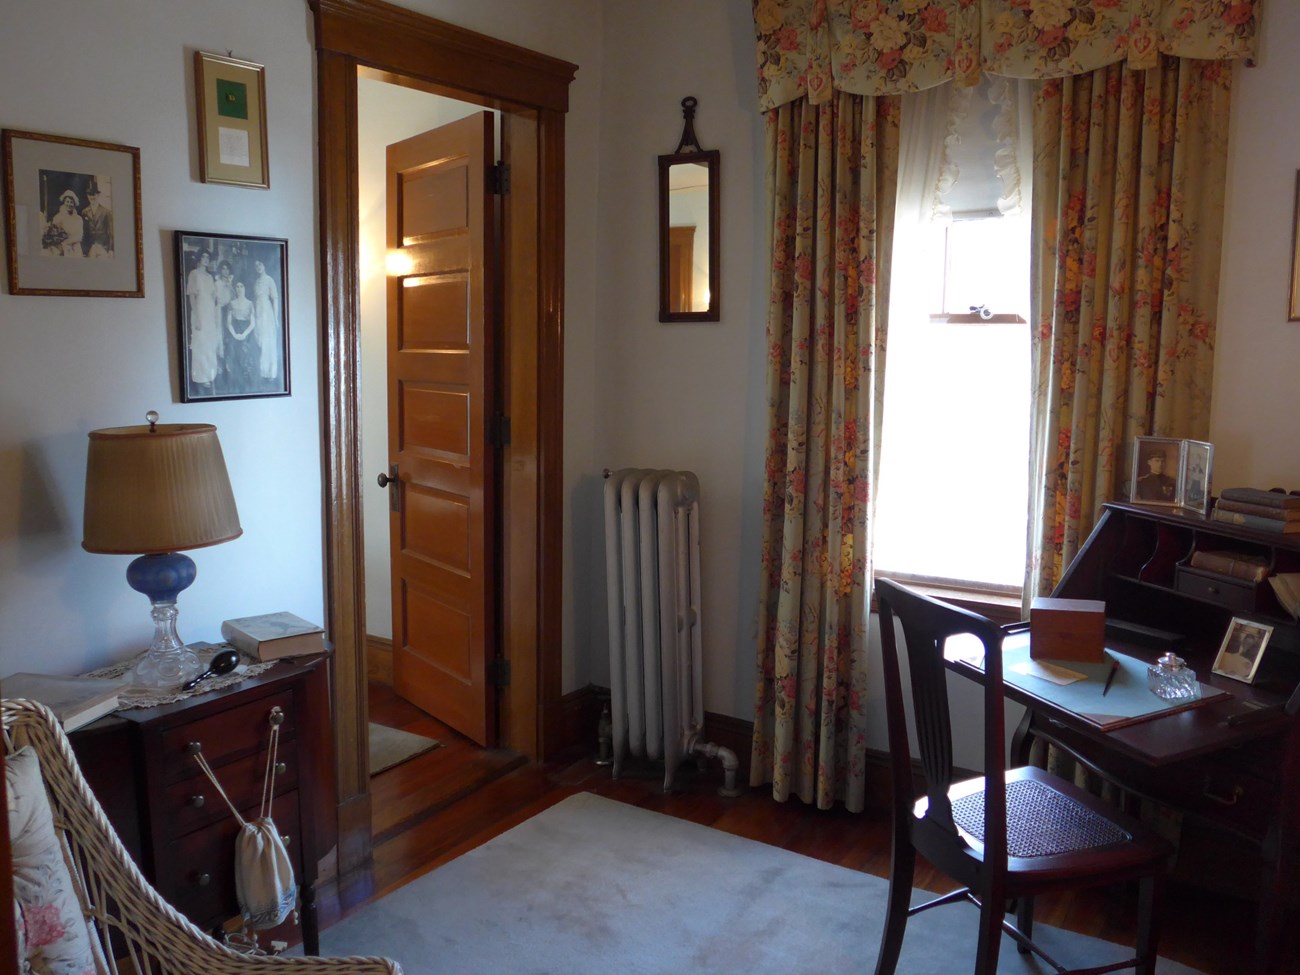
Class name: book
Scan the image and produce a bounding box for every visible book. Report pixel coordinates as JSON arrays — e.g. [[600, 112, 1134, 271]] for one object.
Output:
[[1210, 508, 1300, 534], [1188, 550, 1271, 583], [1213, 498, 1300, 522], [221, 611, 325, 661], [1, 672, 122, 731], [1270, 573, 1300, 621], [1218, 487, 1300, 510]]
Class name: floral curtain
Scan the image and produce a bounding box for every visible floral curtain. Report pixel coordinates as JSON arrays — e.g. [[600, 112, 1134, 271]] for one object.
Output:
[[750, 92, 899, 812], [754, 0, 1260, 108], [1026, 56, 1232, 595]]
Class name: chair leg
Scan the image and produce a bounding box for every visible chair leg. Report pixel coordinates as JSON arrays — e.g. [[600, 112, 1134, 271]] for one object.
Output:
[[872, 842, 916, 975], [1015, 895, 1034, 954], [973, 886, 1005, 975], [1134, 874, 1162, 975]]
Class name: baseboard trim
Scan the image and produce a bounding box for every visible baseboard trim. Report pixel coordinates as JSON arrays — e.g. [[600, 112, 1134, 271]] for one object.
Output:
[[366, 635, 393, 685]]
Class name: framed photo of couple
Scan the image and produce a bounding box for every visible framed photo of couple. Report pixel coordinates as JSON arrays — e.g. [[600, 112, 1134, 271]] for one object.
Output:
[[174, 231, 289, 402], [1130, 437, 1213, 514], [2, 129, 143, 297]]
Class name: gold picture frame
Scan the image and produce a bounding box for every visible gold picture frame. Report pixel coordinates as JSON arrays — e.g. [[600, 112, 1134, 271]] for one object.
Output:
[[194, 51, 269, 189], [1291, 170, 1300, 320], [2, 129, 143, 297]]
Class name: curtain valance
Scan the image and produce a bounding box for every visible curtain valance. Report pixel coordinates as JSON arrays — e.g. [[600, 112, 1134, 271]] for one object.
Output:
[[754, 0, 1259, 109]]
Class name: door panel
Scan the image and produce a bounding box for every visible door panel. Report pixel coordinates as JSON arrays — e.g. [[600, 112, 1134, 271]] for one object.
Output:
[[387, 112, 496, 745]]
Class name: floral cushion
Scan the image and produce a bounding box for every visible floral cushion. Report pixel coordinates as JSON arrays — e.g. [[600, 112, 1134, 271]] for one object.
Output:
[[7, 746, 95, 975]]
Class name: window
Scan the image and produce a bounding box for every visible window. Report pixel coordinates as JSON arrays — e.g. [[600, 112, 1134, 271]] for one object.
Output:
[[873, 211, 1032, 594]]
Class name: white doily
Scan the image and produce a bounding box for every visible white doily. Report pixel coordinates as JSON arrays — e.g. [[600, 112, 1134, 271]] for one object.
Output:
[[87, 643, 278, 710]]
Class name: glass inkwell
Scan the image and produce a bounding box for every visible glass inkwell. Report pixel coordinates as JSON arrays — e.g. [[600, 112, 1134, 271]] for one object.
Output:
[[1147, 652, 1200, 701]]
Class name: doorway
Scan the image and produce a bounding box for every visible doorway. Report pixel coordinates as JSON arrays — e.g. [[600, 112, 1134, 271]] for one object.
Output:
[[312, 0, 576, 877]]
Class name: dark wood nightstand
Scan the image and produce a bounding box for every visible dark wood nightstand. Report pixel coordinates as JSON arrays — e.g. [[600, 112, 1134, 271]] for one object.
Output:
[[69, 654, 336, 954]]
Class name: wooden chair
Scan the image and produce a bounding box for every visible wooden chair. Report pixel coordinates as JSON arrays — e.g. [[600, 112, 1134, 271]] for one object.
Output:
[[4, 697, 401, 975], [871, 579, 1172, 975]]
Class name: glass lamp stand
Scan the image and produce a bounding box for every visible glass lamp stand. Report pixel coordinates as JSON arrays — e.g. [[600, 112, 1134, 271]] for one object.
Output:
[[126, 552, 204, 687]]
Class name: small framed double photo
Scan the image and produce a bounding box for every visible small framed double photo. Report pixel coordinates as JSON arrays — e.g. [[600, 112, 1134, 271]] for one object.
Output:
[[174, 231, 289, 402], [1212, 617, 1273, 684], [1130, 437, 1213, 514], [194, 51, 269, 188]]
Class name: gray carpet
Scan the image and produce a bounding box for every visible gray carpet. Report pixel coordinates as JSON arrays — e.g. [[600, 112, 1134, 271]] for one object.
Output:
[[367, 722, 440, 775], [313, 792, 1204, 974]]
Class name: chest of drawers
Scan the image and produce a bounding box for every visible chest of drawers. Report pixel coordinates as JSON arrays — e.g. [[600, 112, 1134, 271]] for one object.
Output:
[[70, 654, 335, 954]]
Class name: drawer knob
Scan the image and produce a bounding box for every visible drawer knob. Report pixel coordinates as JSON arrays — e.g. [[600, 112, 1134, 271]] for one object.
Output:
[[195, 872, 211, 887], [281, 834, 291, 845], [185, 741, 203, 757], [269, 706, 285, 727], [275, 762, 287, 775], [188, 794, 206, 808], [1206, 585, 1219, 595]]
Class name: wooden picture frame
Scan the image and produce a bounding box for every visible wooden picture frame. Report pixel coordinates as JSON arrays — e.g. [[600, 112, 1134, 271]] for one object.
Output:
[[1212, 617, 1273, 684], [174, 231, 288, 402], [1290, 171, 1300, 321], [2, 129, 143, 297], [1130, 436, 1182, 506], [194, 52, 269, 188]]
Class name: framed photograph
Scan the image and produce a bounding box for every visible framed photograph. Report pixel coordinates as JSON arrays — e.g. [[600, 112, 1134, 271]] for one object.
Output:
[[1212, 617, 1273, 684], [1178, 440, 1214, 515], [174, 231, 289, 402], [194, 52, 269, 188], [2, 129, 143, 296], [1130, 437, 1182, 506], [1290, 171, 1300, 321]]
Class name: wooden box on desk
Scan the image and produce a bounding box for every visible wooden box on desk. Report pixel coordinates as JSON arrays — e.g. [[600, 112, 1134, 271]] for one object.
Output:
[[1030, 597, 1106, 662]]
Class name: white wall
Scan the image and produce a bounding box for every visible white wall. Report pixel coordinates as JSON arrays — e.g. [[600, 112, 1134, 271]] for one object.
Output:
[[0, 0, 324, 677], [1211, 3, 1300, 492]]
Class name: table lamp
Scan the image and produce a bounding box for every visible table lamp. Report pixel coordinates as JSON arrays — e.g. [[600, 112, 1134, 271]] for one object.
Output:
[[82, 411, 242, 687]]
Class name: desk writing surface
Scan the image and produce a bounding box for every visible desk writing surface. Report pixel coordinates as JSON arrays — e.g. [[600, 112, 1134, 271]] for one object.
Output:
[[944, 629, 1285, 765]]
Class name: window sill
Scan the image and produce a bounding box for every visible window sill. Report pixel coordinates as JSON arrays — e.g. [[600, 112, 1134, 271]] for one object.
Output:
[[872, 573, 1024, 626]]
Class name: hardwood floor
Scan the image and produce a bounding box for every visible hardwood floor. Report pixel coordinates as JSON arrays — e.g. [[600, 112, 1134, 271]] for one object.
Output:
[[318, 683, 1262, 975]]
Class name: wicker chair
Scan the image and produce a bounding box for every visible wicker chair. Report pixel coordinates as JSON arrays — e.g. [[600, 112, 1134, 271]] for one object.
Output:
[[4, 697, 401, 975]]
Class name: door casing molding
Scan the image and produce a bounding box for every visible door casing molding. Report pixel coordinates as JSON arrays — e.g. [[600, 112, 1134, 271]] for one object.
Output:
[[309, 0, 574, 876]]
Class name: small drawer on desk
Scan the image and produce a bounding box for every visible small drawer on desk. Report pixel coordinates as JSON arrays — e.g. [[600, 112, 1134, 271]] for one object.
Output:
[[159, 690, 298, 781], [159, 790, 302, 929], [1174, 566, 1260, 612], [164, 744, 299, 838]]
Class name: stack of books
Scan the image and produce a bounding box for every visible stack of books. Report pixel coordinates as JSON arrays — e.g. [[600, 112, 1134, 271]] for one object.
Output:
[[1188, 549, 1270, 583], [1210, 488, 1300, 534]]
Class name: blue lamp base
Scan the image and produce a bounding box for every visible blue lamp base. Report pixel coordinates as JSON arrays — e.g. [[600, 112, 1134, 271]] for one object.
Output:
[[126, 552, 204, 688]]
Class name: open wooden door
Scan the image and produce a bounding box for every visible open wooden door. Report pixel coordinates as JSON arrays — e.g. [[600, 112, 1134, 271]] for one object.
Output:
[[385, 112, 497, 745]]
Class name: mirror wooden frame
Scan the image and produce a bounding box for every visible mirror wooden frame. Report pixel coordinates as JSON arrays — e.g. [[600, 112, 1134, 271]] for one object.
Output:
[[658, 148, 719, 322]]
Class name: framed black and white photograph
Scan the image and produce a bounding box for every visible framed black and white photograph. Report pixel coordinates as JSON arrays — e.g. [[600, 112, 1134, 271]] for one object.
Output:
[[1211, 617, 1273, 684], [1130, 437, 1182, 506], [2, 129, 143, 296], [1179, 439, 1214, 515], [174, 231, 288, 402]]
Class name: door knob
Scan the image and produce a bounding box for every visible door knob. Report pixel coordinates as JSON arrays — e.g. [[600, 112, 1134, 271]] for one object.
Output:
[[378, 464, 399, 511], [377, 471, 395, 488]]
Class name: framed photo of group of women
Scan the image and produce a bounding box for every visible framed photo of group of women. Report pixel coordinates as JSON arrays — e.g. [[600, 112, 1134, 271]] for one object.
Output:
[[174, 231, 288, 402]]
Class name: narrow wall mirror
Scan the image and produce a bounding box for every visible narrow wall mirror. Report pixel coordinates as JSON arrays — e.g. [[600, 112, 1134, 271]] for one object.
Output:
[[659, 97, 719, 322]]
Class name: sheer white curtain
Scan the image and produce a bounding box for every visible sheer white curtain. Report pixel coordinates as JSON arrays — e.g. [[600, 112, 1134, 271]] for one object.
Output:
[[874, 78, 1035, 588]]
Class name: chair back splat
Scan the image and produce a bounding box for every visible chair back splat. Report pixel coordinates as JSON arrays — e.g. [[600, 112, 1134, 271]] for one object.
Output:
[[871, 578, 1172, 975]]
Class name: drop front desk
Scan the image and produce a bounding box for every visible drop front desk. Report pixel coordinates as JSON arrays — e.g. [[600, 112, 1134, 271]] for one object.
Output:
[[943, 502, 1300, 975]]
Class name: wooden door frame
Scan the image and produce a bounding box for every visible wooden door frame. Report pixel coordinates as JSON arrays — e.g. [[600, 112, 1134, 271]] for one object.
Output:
[[310, 0, 574, 877]]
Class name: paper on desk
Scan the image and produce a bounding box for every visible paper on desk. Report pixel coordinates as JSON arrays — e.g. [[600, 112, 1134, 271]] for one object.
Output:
[[1009, 659, 1087, 685]]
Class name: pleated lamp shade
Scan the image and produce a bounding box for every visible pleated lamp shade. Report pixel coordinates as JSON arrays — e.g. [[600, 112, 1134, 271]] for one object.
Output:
[[83, 422, 242, 555]]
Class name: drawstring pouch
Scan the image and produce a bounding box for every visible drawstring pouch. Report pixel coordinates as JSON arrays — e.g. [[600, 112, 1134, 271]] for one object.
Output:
[[193, 706, 298, 932]]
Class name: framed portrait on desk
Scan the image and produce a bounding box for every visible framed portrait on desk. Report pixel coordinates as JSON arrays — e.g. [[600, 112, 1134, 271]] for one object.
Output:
[[1212, 617, 1273, 683]]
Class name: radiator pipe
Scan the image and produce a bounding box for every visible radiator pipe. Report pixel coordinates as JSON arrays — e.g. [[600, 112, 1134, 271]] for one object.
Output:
[[686, 733, 742, 797]]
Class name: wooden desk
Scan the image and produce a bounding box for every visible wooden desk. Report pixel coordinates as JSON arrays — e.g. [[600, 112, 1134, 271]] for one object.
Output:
[[948, 502, 1300, 975]]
